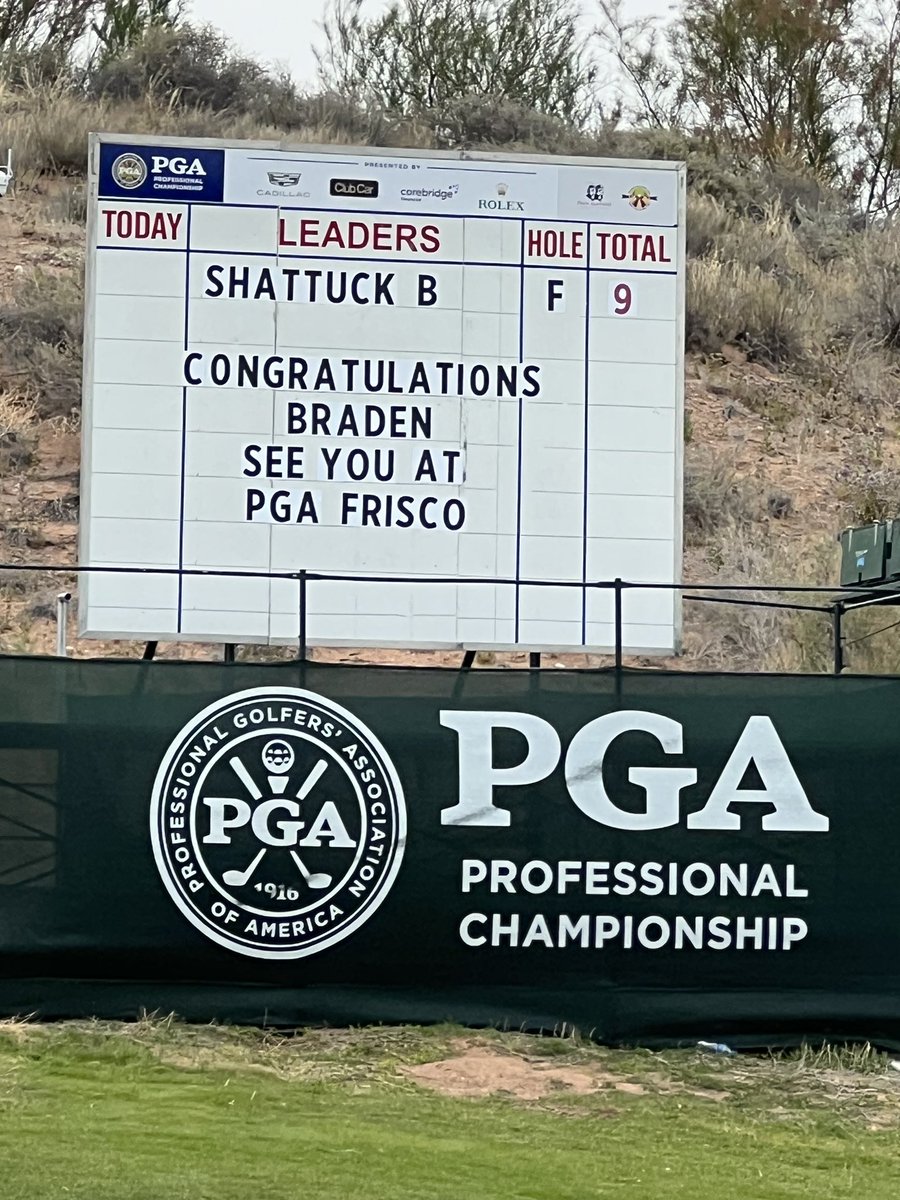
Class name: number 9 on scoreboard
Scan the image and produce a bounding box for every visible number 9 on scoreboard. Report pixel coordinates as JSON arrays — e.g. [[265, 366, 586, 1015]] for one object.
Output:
[[609, 281, 633, 316]]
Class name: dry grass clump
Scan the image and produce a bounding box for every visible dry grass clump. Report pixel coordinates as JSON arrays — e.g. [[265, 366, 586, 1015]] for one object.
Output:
[[687, 257, 814, 366], [686, 202, 818, 367], [0, 391, 37, 474], [835, 442, 900, 525], [684, 188, 900, 436], [683, 445, 761, 545], [0, 269, 83, 419], [841, 225, 900, 349], [0, 390, 37, 439], [683, 535, 837, 673], [0, 81, 433, 184]]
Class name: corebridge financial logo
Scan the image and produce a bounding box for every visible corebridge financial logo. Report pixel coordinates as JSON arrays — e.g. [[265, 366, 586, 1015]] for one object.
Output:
[[99, 143, 225, 202], [401, 183, 460, 203], [151, 687, 406, 959]]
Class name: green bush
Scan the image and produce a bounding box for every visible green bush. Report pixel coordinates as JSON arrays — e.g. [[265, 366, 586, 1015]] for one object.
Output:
[[89, 23, 305, 124]]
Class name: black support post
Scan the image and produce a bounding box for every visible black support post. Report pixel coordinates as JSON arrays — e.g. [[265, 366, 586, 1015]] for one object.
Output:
[[298, 570, 308, 662], [614, 578, 623, 671], [832, 602, 844, 676]]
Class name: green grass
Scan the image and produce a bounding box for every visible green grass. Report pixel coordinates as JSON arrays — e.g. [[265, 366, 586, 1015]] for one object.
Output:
[[0, 1019, 898, 1199]]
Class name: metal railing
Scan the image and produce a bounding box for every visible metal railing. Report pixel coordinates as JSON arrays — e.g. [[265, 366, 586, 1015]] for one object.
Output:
[[1, 561, 897, 674]]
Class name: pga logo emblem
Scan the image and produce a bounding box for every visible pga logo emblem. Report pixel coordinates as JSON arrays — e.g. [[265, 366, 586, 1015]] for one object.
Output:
[[111, 152, 147, 190], [151, 687, 405, 959]]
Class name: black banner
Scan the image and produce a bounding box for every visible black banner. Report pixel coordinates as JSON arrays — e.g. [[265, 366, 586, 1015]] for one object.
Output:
[[0, 655, 898, 1047]]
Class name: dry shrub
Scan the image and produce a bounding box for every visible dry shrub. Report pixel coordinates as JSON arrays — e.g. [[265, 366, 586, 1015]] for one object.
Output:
[[0, 391, 37, 438], [89, 24, 297, 119], [838, 606, 900, 675], [686, 206, 812, 365], [793, 206, 858, 265], [836, 463, 900, 525], [0, 80, 434, 181], [0, 269, 83, 418], [0, 82, 272, 177], [0, 80, 100, 176], [805, 338, 899, 424], [432, 96, 579, 150], [684, 536, 837, 672], [0, 392, 37, 472], [684, 446, 760, 544], [685, 193, 735, 258], [687, 257, 812, 365], [842, 225, 900, 349], [686, 150, 835, 220], [683, 539, 795, 671], [712, 203, 804, 276], [40, 181, 87, 226]]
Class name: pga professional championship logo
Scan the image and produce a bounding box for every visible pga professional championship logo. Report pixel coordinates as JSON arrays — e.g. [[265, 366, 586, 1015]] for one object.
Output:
[[108, 148, 211, 195], [150, 687, 406, 959], [111, 152, 147, 190]]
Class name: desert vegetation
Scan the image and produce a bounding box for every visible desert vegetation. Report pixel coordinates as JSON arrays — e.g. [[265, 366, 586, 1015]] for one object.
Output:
[[2, 0, 900, 670]]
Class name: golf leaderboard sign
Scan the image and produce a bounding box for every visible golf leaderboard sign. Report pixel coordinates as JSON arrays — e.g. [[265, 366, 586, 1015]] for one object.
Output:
[[80, 134, 685, 652]]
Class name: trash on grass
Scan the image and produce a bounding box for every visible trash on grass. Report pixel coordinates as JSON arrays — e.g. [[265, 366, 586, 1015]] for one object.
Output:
[[697, 1041, 736, 1056]]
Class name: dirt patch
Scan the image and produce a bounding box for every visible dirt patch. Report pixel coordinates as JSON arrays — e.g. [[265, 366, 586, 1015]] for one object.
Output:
[[402, 1044, 726, 1102], [401, 1041, 737, 1103], [405, 1049, 600, 1099]]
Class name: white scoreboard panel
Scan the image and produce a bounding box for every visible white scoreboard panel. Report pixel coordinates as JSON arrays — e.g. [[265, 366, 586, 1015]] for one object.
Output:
[[80, 135, 685, 652]]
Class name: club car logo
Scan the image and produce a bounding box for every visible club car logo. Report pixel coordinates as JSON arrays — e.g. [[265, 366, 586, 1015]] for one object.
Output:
[[150, 687, 406, 959], [112, 152, 147, 190], [330, 177, 379, 198]]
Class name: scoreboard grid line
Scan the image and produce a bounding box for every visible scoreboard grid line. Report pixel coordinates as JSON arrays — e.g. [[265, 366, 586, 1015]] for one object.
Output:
[[514, 218, 526, 641], [97, 196, 679, 228], [581, 226, 593, 644], [176, 205, 193, 634], [95, 244, 678, 276]]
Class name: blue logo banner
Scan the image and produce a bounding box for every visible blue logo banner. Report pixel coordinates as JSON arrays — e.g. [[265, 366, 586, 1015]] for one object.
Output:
[[99, 143, 225, 203]]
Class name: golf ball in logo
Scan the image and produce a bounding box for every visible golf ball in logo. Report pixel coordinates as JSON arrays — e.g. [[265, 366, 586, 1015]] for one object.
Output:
[[262, 738, 294, 774]]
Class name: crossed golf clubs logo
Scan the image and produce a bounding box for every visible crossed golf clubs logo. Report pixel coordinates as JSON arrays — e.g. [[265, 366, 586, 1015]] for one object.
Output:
[[214, 738, 344, 894], [152, 687, 406, 958]]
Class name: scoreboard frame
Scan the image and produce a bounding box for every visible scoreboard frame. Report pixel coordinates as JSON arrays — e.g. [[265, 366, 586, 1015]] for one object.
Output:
[[80, 134, 686, 654]]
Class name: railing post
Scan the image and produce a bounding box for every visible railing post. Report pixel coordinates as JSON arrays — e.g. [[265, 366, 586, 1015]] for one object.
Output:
[[832, 602, 844, 676], [613, 578, 623, 671], [55, 592, 71, 657], [298, 570, 307, 662]]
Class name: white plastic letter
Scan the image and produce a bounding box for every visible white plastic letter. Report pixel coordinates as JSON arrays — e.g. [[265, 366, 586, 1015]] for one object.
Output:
[[688, 716, 828, 832], [565, 711, 697, 830], [440, 711, 561, 827]]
